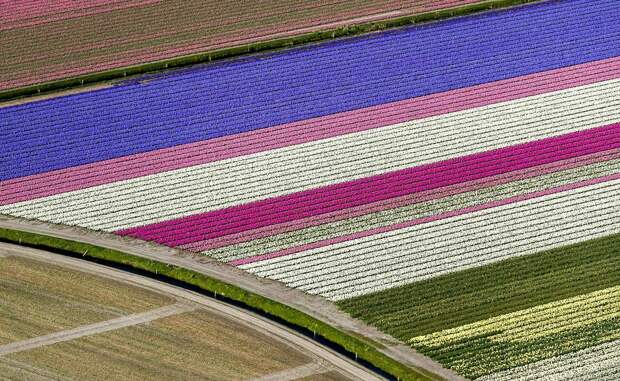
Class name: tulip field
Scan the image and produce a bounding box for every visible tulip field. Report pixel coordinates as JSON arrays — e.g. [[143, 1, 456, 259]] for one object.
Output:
[[0, 0, 480, 90], [1, 0, 619, 379], [339, 233, 620, 378]]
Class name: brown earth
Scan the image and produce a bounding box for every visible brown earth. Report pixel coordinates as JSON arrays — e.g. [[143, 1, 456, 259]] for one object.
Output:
[[0, 0, 479, 90], [300, 371, 353, 381], [0, 255, 172, 345], [3, 311, 312, 381], [0, 243, 374, 380]]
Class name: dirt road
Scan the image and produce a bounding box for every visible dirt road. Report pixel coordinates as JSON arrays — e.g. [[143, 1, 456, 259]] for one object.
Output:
[[0, 302, 195, 356], [249, 363, 330, 381]]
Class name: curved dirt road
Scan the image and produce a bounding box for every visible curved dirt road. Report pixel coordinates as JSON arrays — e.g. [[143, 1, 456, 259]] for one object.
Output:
[[0, 216, 465, 380], [0, 242, 385, 381]]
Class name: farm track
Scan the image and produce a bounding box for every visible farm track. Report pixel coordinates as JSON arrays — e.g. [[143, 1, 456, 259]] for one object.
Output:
[[248, 363, 331, 381], [2, 0, 619, 378], [0, 302, 196, 356]]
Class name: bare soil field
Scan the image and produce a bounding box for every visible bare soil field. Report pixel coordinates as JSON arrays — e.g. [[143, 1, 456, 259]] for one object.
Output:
[[2, 310, 313, 381], [0, 256, 172, 344], [0, 0, 478, 90], [300, 371, 352, 381]]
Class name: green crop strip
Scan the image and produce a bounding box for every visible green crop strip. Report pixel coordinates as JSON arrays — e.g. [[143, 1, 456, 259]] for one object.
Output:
[[418, 317, 620, 379], [338, 233, 620, 378], [0, 227, 440, 381], [410, 286, 620, 378], [0, 0, 543, 102], [338, 233, 620, 337]]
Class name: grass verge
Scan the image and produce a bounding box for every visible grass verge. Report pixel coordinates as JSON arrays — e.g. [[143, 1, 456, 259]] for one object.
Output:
[[0, 227, 437, 381], [0, 0, 542, 102]]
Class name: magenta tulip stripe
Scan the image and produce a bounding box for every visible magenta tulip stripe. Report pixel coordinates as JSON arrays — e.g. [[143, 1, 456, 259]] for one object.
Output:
[[1, 1, 620, 378]]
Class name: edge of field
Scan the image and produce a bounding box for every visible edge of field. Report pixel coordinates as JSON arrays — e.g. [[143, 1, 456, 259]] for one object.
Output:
[[0, 0, 543, 102], [0, 227, 444, 381]]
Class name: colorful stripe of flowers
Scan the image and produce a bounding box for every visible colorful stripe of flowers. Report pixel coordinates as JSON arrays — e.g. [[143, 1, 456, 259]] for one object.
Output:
[[2, 0, 619, 378]]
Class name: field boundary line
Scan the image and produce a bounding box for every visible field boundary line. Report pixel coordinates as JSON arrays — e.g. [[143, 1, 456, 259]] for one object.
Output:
[[0, 356, 77, 381], [247, 362, 330, 381], [2, 242, 387, 381], [0, 302, 195, 356]]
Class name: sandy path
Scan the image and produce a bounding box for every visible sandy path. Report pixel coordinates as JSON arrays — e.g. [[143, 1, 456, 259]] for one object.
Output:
[[248, 362, 330, 381], [0, 302, 195, 356], [0, 83, 114, 109]]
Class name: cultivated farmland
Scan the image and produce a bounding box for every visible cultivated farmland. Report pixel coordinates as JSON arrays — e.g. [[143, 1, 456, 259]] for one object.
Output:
[[0, 247, 355, 381], [0, 0, 481, 91], [3, 310, 313, 381], [338, 233, 620, 378], [1, 0, 619, 379], [299, 372, 353, 381], [0, 255, 172, 344]]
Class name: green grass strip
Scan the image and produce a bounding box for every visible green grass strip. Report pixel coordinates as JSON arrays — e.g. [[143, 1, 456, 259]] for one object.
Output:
[[0, 0, 542, 102], [338, 233, 620, 340], [0, 227, 438, 381]]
